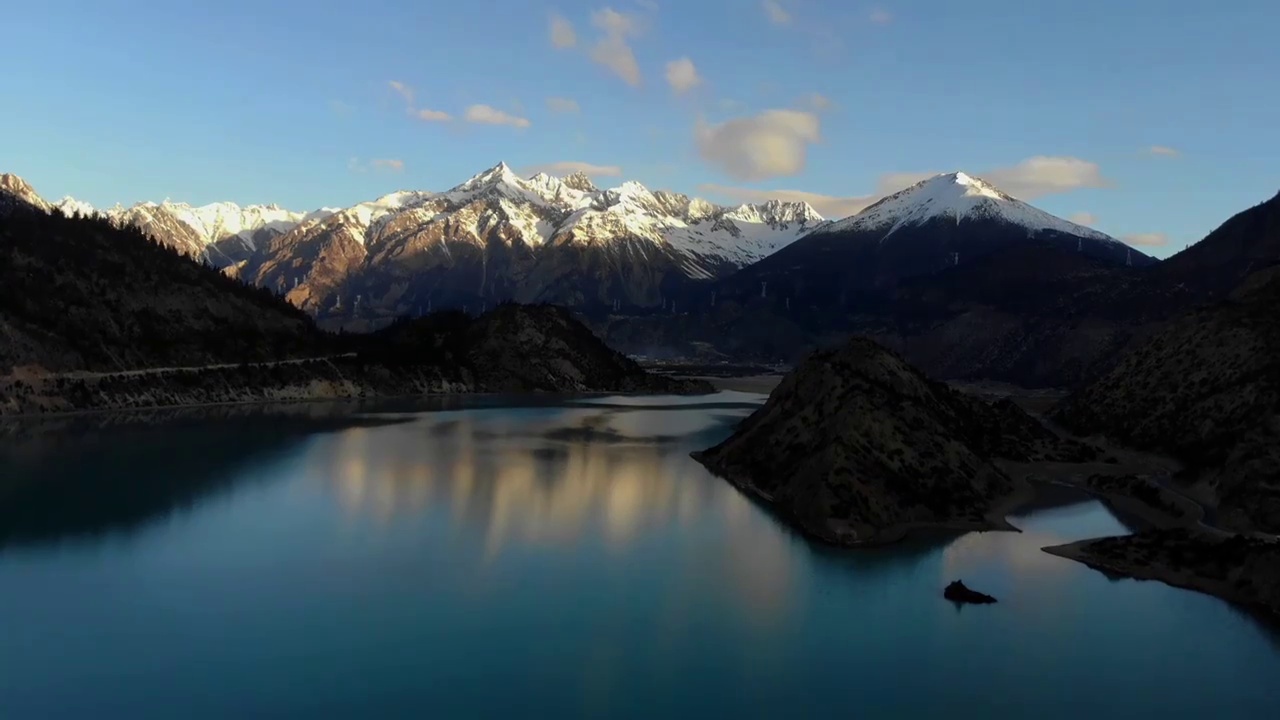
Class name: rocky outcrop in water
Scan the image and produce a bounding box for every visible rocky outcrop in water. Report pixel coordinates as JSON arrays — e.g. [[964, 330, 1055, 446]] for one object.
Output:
[[944, 580, 997, 604]]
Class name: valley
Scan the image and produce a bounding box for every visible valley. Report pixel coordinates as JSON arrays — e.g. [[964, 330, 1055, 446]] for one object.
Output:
[[4, 160, 1280, 627]]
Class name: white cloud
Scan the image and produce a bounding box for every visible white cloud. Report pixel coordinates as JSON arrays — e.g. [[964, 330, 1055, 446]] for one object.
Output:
[[762, 0, 791, 24], [702, 156, 1114, 220], [804, 92, 831, 111], [349, 157, 405, 174], [550, 14, 577, 49], [414, 108, 452, 122], [636, 0, 659, 10], [869, 8, 892, 24], [1123, 232, 1167, 246], [589, 8, 644, 86], [1069, 212, 1098, 226], [1147, 145, 1180, 157], [665, 57, 702, 94], [695, 109, 821, 181], [701, 183, 876, 218], [546, 96, 581, 113], [328, 100, 354, 117], [522, 161, 624, 178], [983, 156, 1112, 199], [388, 80, 451, 122], [464, 104, 531, 128], [388, 80, 414, 109]]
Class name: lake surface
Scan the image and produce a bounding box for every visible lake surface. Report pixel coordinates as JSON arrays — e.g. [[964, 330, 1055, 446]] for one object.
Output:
[[1, 393, 1277, 719]]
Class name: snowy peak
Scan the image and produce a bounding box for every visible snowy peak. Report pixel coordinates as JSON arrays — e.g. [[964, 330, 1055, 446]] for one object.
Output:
[[452, 161, 523, 193], [55, 196, 99, 217], [561, 171, 599, 193], [818, 171, 1115, 243], [725, 199, 824, 226], [0, 173, 50, 212]]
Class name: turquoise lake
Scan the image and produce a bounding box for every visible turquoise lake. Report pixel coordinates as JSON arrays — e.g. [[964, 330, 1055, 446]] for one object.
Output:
[[0, 392, 1277, 719]]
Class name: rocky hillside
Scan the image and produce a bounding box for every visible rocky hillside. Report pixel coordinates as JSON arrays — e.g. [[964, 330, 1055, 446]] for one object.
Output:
[[1052, 263, 1280, 534], [692, 337, 1095, 544]]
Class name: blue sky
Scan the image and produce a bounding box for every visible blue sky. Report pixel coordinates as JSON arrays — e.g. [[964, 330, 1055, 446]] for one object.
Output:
[[4, 0, 1277, 258]]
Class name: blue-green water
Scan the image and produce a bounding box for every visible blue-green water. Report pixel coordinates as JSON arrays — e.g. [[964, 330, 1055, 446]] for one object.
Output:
[[0, 393, 1277, 719]]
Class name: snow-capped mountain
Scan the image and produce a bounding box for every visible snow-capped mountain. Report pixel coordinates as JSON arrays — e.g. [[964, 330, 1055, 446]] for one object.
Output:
[[47, 194, 339, 260], [1, 173, 51, 214], [233, 162, 826, 319], [717, 171, 1154, 306], [815, 172, 1116, 243], [11, 164, 822, 317]]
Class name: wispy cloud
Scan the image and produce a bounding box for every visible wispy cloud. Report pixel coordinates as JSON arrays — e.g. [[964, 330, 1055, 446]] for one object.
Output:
[[804, 92, 831, 111], [868, 8, 892, 24], [589, 8, 644, 86], [414, 108, 452, 122], [388, 80, 414, 108], [695, 109, 821, 181], [983, 156, 1113, 199], [546, 96, 581, 114], [665, 57, 702, 94], [1123, 232, 1167, 246], [1069, 212, 1098, 226], [1147, 145, 1180, 157], [549, 13, 577, 49], [464, 104, 531, 128], [349, 157, 405, 174], [636, 0, 659, 10], [522, 161, 623, 178], [762, 0, 791, 24], [328, 100, 355, 118], [702, 155, 1114, 220], [388, 80, 451, 122], [701, 183, 875, 218]]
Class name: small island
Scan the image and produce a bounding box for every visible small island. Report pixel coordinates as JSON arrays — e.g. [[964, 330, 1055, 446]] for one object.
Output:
[[944, 580, 997, 605]]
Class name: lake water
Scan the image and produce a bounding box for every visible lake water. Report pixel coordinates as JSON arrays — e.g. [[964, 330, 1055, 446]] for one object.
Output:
[[1, 393, 1277, 719]]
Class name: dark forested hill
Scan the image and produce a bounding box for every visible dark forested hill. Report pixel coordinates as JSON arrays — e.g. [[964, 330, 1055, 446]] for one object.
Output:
[[0, 194, 707, 415], [0, 201, 325, 374]]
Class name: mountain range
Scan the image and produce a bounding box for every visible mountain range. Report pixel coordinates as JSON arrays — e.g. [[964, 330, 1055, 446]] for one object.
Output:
[[34, 164, 827, 322], [6, 164, 1213, 388], [16, 165, 1159, 328]]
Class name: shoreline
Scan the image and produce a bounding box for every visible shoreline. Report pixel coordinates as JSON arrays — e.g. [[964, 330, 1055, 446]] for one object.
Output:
[[691, 453, 1032, 549], [0, 368, 715, 422], [1042, 537, 1280, 623]]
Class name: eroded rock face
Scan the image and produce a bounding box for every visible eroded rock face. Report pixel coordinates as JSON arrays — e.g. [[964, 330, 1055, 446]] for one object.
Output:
[[692, 337, 1093, 544]]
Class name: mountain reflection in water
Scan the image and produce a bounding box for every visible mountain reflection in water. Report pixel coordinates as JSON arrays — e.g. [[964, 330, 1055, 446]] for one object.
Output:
[[1, 395, 1279, 718], [303, 402, 806, 626]]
